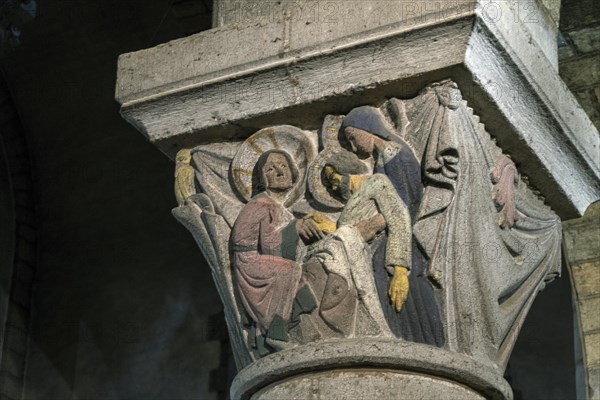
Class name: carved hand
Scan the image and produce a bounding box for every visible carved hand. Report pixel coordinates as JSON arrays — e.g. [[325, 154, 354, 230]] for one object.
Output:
[[305, 211, 337, 235], [296, 217, 324, 241], [388, 266, 409, 312]]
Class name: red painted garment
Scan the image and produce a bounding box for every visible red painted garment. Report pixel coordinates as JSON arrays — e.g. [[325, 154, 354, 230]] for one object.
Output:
[[231, 192, 302, 334]]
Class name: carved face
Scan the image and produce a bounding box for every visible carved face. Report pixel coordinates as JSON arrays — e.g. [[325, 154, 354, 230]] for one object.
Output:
[[344, 126, 375, 158], [176, 148, 192, 164], [262, 153, 293, 192], [434, 81, 462, 109]]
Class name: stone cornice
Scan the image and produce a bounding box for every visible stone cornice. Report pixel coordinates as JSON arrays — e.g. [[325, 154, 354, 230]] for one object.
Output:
[[116, 0, 599, 218]]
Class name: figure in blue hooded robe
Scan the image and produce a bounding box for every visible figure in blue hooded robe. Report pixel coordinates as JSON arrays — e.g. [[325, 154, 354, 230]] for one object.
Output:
[[337, 105, 445, 347]]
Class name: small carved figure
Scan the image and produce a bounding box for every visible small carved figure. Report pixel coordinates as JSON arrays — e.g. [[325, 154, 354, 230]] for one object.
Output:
[[491, 155, 523, 229], [174, 148, 196, 206]]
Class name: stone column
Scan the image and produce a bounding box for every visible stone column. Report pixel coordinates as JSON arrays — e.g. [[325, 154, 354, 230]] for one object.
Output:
[[563, 202, 600, 400], [116, 1, 599, 398]]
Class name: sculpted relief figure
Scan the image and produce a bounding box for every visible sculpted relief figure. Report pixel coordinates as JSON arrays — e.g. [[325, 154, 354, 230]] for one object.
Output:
[[327, 106, 445, 347], [173, 79, 562, 372], [230, 149, 321, 354]]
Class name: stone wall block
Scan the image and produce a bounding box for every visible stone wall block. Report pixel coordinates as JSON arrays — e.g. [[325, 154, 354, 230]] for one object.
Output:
[[579, 297, 600, 333], [560, 0, 600, 31], [563, 221, 600, 264], [589, 368, 600, 400], [572, 89, 600, 130], [560, 54, 600, 90], [569, 26, 600, 54], [586, 333, 600, 368], [572, 261, 600, 298]]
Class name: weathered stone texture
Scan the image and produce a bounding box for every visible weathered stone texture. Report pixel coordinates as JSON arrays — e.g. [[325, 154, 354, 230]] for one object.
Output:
[[559, 0, 600, 131], [580, 297, 600, 334], [587, 333, 600, 368], [563, 201, 600, 399], [232, 339, 513, 400], [590, 368, 600, 400], [570, 26, 600, 54], [536, 0, 560, 25], [572, 262, 600, 298], [560, 55, 600, 90], [568, 89, 600, 131], [560, 0, 600, 31], [254, 370, 486, 400], [563, 220, 600, 264]]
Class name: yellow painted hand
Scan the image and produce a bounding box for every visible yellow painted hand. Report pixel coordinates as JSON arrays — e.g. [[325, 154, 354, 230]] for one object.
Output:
[[323, 165, 343, 191], [348, 174, 367, 194], [305, 211, 337, 235], [388, 266, 409, 312]]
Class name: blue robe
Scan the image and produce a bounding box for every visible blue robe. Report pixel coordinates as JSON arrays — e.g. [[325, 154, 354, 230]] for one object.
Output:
[[371, 141, 445, 347]]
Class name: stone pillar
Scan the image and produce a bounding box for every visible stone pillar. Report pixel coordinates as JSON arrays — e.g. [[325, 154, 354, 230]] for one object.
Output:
[[116, 1, 599, 398], [563, 202, 600, 400]]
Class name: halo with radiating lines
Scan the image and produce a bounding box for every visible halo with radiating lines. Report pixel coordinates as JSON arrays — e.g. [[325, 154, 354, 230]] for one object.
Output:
[[231, 125, 317, 206]]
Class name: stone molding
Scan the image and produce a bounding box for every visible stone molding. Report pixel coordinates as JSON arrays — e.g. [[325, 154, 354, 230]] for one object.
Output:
[[231, 338, 513, 400], [116, 1, 599, 219]]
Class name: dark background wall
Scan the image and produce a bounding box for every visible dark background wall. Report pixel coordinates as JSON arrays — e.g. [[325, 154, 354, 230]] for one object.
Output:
[[0, 1, 225, 399], [0, 0, 594, 399]]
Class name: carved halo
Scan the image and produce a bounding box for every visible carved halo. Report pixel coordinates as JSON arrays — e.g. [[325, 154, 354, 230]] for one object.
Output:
[[231, 125, 316, 207]]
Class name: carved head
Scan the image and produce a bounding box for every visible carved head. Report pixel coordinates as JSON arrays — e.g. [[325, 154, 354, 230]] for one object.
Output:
[[175, 148, 192, 164], [323, 149, 369, 201], [253, 149, 299, 195], [344, 126, 377, 158], [339, 106, 397, 157], [430, 80, 462, 110]]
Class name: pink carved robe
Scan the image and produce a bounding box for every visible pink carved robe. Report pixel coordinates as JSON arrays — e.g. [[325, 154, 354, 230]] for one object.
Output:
[[231, 192, 302, 334]]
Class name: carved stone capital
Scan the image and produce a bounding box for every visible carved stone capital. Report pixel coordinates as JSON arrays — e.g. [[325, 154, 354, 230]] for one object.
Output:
[[116, 1, 598, 398]]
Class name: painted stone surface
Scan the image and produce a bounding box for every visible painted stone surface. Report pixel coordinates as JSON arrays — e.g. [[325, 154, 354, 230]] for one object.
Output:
[[172, 80, 561, 371]]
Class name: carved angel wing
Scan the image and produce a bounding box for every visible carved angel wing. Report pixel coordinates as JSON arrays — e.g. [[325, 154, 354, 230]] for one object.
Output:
[[173, 142, 253, 368], [191, 142, 244, 227]]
